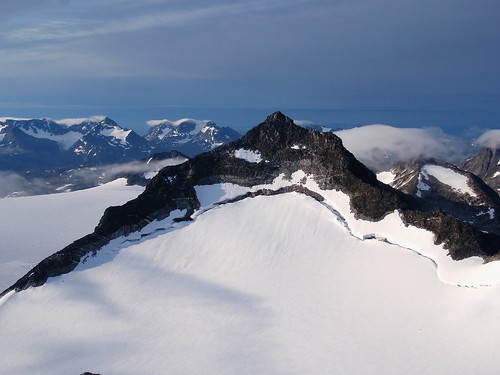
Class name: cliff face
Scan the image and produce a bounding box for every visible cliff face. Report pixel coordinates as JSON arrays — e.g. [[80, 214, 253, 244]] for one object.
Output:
[[2, 112, 499, 296], [463, 147, 500, 192]]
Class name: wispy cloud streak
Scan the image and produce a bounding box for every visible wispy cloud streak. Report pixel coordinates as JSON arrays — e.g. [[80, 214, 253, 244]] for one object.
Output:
[[6, 0, 293, 43]]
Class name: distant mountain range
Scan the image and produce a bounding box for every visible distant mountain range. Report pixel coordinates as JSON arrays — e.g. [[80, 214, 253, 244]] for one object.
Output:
[[0, 116, 240, 172]]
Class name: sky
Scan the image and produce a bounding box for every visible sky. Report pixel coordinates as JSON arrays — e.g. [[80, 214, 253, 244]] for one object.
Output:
[[1, 0, 499, 134]]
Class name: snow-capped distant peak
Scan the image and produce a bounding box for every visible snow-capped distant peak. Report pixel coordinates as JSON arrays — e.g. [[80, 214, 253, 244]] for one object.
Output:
[[147, 118, 209, 128], [145, 117, 240, 157], [146, 118, 212, 138]]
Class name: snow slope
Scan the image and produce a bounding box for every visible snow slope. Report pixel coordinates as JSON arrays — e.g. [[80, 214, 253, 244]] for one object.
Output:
[[19, 127, 82, 150], [2, 193, 500, 374], [422, 164, 477, 197], [0, 179, 144, 290]]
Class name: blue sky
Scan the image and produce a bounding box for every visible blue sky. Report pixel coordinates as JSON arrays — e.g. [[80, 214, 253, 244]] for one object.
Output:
[[1, 0, 499, 134]]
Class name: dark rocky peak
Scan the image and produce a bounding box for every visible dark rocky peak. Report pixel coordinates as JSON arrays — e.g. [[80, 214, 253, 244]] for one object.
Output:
[[99, 116, 119, 127], [234, 112, 378, 189], [101, 112, 411, 238], [239, 111, 304, 151], [238, 112, 328, 156], [267, 111, 294, 124]]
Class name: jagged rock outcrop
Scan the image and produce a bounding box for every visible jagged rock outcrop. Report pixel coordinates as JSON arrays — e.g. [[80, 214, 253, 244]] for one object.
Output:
[[463, 147, 500, 192], [2, 112, 499, 296]]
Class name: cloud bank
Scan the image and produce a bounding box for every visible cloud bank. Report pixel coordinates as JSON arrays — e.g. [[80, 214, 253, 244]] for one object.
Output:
[[474, 129, 500, 149], [333, 125, 470, 171]]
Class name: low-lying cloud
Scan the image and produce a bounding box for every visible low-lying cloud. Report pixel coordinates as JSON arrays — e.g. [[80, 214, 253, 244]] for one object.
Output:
[[0, 157, 187, 198], [333, 125, 471, 171], [474, 129, 500, 149], [0, 171, 50, 197]]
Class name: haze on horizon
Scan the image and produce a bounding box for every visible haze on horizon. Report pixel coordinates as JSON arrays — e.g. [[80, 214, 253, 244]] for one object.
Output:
[[0, 0, 499, 133]]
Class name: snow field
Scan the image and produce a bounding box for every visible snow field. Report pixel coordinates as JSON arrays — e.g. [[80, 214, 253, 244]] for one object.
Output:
[[2, 193, 500, 374], [0, 179, 144, 290], [198, 171, 500, 287]]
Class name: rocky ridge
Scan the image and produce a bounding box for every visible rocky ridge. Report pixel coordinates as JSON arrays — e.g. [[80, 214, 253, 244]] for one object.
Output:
[[463, 147, 500, 192], [2, 112, 499, 297], [378, 159, 500, 236]]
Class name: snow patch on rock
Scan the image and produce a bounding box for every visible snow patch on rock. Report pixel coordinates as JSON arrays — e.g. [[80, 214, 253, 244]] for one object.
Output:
[[100, 126, 131, 146], [233, 149, 263, 163], [19, 127, 82, 150], [423, 165, 477, 197], [377, 171, 396, 185]]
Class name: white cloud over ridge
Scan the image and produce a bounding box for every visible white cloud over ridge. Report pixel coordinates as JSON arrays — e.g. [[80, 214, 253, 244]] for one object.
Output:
[[334, 125, 469, 171], [474, 129, 500, 149]]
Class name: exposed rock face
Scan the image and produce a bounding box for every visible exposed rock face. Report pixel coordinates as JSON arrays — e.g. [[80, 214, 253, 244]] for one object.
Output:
[[2, 112, 499, 296], [463, 147, 500, 192], [402, 210, 499, 260], [379, 159, 500, 236]]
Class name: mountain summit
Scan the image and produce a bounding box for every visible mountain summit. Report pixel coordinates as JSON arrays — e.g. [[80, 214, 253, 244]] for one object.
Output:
[[2, 112, 499, 296]]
